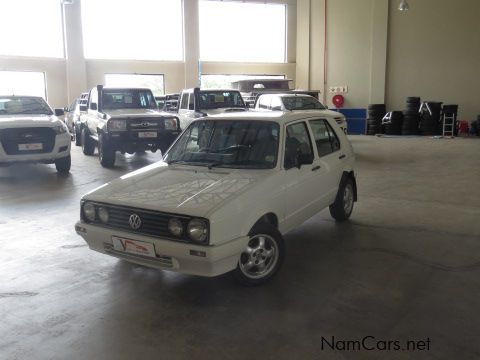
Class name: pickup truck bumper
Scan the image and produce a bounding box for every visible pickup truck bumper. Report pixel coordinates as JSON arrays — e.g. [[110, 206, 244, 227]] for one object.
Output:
[[106, 130, 180, 153], [75, 221, 248, 277], [0, 133, 71, 165]]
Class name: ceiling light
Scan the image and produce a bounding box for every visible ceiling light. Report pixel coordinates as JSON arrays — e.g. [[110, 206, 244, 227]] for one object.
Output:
[[399, 0, 409, 12]]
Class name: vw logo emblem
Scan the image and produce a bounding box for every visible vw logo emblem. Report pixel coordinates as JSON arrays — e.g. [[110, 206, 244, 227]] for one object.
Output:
[[129, 214, 142, 230], [141, 122, 150, 127]]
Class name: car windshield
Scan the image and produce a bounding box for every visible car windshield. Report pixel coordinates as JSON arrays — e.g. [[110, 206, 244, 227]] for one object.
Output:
[[102, 89, 157, 110], [165, 120, 279, 169], [0, 97, 53, 115], [282, 96, 327, 110], [198, 91, 245, 110]]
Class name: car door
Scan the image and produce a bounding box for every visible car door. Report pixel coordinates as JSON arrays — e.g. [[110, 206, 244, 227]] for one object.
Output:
[[282, 121, 326, 230], [86, 87, 100, 136], [177, 91, 193, 130], [307, 118, 345, 205]]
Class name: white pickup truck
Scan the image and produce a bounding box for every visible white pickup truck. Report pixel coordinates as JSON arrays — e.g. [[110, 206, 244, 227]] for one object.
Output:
[[78, 85, 181, 168], [176, 88, 247, 130], [0, 96, 71, 173]]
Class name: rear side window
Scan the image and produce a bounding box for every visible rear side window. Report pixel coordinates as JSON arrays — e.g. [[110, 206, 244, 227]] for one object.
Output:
[[284, 122, 313, 169], [180, 93, 189, 109], [308, 119, 341, 156]]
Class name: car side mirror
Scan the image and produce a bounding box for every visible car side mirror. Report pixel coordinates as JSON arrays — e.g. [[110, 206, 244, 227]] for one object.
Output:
[[54, 108, 65, 116], [297, 153, 314, 168], [90, 103, 98, 111], [79, 105, 87, 112]]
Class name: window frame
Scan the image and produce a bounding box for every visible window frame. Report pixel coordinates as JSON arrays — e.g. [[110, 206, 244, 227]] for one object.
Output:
[[307, 118, 342, 158]]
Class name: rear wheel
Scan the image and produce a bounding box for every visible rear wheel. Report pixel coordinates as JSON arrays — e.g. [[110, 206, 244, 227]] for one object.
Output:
[[81, 128, 95, 155], [98, 133, 116, 168], [233, 223, 285, 286], [74, 125, 82, 146], [55, 155, 71, 174], [329, 177, 355, 221]]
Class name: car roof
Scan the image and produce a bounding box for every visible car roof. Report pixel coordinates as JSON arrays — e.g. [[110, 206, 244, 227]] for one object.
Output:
[[102, 87, 152, 91], [182, 88, 240, 93], [258, 93, 316, 99], [204, 110, 339, 124], [0, 95, 44, 100], [231, 79, 293, 84]]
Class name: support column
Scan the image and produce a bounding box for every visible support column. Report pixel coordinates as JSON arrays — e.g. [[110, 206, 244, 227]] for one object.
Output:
[[295, 0, 310, 90], [308, 0, 326, 102], [369, 0, 389, 104], [183, 0, 200, 88], [63, 0, 87, 102]]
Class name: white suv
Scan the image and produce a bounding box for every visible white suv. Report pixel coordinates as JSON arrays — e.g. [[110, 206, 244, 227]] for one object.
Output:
[[75, 111, 356, 285], [255, 93, 348, 133], [0, 96, 71, 173]]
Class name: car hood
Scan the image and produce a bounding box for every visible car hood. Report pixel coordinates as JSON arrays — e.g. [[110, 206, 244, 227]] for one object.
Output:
[[0, 114, 59, 128], [83, 162, 266, 218], [104, 108, 166, 119]]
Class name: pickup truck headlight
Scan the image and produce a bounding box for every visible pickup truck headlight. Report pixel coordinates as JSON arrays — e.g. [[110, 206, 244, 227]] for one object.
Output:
[[53, 123, 68, 134], [164, 118, 178, 131], [83, 202, 96, 222], [108, 119, 127, 131], [187, 219, 208, 243], [168, 218, 183, 237]]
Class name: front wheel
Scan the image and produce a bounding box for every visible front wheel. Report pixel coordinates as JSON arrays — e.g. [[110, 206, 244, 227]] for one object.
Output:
[[98, 133, 116, 168], [329, 177, 355, 221], [55, 155, 71, 174], [74, 125, 82, 146], [81, 128, 95, 155], [233, 223, 285, 286]]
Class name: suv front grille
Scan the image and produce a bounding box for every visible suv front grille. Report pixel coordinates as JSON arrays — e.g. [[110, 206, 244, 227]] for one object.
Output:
[[0, 127, 55, 155], [127, 118, 163, 131]]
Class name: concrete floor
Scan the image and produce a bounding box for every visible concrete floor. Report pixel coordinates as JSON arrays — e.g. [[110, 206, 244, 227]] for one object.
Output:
[[1, 136, 479, 360]]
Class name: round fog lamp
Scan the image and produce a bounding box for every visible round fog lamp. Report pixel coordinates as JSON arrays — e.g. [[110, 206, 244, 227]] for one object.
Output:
[[168, 218, 183, 237], [98, 207, 109, 223], [187, 219, 208, 243], [83, 203, 96, 222]]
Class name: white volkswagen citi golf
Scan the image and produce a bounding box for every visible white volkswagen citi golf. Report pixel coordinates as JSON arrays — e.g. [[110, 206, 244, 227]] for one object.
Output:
[[76, 111, 357, 285]]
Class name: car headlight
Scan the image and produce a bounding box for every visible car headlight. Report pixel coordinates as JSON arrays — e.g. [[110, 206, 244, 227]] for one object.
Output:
[[53, 123, 68, 134], [108, 119, 126, 131], [187, 219, 208, 243], [98, 207, 109, 223], [168, 218, 183, 237], [83, 202, 96, 222], [164, 118, 178, 131]]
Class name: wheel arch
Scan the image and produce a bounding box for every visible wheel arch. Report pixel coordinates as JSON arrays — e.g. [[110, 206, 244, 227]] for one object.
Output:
[[247, 212, 279, 236]]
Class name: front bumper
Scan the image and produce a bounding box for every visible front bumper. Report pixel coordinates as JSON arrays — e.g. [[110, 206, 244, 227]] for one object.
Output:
[[107, 130, 180, 152], [75, 221, 248, 277], [0, 133, 71, 165]]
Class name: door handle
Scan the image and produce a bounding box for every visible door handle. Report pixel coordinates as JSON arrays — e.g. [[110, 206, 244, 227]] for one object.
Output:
[[339, 154, 346, 159], [312, 165, 321, 171]]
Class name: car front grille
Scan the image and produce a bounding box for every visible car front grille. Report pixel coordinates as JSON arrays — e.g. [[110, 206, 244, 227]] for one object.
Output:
[[84, 202, 208, 244], [128, 118, 163, 131], [0, 127, 56, 155]]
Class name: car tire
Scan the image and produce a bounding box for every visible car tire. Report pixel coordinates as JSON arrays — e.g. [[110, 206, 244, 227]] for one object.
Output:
[[74, 125, 82, 146], [329, 177, 355, 221], [233, 223, 285, 286], [98, 133, 116, 168], [81, 128, 95, 155], [55, 155, 71, 174]]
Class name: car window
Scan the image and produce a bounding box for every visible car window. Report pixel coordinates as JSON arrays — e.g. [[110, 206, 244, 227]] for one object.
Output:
[[325, 121, 341, 152], [198, 91, 245, 109], [308, 119, 340, 156], [180, 93, 189, 110], [0, 96, 53, 115], [282, 96, 326, 110], [188, 93, 195, 110], [271, 97, 283, 111], [258, 96, 271, 109], [89, 88, 98, 109], [102, 89, 157, 110], [284, 122, 313, 169]]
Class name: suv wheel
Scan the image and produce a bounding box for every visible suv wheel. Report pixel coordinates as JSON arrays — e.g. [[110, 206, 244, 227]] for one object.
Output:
[[81, 128, 95, 155], [233, 223, 285, 286], [98, 133, 116, 168], [329, 177, 355, 221], [74, 125, 82, 146], [55, 155, 71, 174]]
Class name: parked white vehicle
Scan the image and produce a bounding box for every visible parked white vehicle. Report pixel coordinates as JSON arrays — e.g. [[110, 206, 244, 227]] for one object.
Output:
[[177, 88, 247, 130], [75, 111, 357, 285], [254, 93, 348, 133], [0, 96, 71, 173]]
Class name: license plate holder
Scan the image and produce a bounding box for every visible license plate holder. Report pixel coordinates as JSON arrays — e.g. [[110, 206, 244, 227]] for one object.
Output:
[[18, 143, 43, 151], [138, 131, 157, 138], [111, 236, 156, 258]]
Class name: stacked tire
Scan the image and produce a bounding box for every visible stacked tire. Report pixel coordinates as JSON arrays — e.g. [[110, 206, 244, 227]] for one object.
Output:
[[402, 97, 421, 135], [420, 101, 442, 136], [366, 104, 386, 135], [384, 111, 403, 135]]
